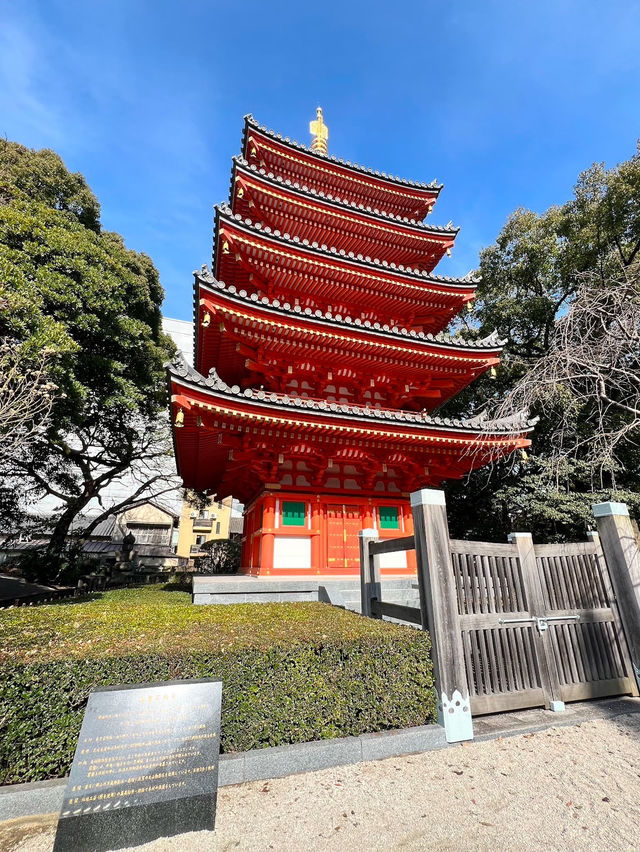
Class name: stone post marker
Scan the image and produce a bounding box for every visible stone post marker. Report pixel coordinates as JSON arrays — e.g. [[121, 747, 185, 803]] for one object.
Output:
[[359, 529, 380, 618], [593, 501, 640, 690], [411, 488, 473, 743]]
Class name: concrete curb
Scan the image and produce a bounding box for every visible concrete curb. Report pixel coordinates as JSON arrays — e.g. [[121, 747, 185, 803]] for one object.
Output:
[[2, 696, 640, 823], [0, 724, 447, 822]]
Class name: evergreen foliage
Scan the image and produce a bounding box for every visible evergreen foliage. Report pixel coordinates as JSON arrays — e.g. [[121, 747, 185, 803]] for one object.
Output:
[[0, 588, 436, 783], [442, 145, 640, 541], [0, 140, 175, 568]]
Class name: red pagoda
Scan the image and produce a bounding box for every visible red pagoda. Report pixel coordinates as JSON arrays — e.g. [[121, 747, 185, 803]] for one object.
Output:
[[168, 110, 532, 575]]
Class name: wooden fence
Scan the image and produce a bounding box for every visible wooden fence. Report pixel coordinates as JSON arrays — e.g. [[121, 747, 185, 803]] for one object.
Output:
[[360, 490, 640, 743]]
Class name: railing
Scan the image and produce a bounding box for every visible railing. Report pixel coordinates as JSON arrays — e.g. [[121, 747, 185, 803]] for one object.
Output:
[[190, 544, 205, 555], [192, 518, 213, 531], [359, 533, 421, 624]]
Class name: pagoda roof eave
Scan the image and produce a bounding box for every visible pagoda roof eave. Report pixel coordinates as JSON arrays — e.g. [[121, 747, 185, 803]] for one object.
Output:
[[230, 157, 459, 238], [196, 273, 506, 356], [215, 205, 479, 291], [243, 115, 443, 196], [168, 353, 536, 439]]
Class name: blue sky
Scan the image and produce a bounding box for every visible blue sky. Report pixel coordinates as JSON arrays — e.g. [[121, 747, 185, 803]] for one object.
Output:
[[2, 1, 639, 320]]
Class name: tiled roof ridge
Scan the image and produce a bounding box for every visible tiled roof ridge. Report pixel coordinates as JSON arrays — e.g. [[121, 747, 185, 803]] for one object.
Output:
[[232, 156, 458, 235], [215, 203, 479, 288], [244, 115, 443, 193], [196, 270, 505, 352], [168, 351, 534, 435]]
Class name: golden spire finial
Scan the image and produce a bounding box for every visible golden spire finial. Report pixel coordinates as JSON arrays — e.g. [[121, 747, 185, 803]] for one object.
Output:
[[309, 106, 329, 155]]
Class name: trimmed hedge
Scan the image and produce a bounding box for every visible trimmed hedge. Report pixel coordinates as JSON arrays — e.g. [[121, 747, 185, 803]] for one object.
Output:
[[0, 588, 436, 784]]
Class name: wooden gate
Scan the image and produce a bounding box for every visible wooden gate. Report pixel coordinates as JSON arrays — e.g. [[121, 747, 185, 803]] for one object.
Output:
[[361, 491, 640, 742], [451, 534, 638, 715]]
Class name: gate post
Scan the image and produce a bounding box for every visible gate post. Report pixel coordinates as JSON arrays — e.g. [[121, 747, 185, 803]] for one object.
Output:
[[593, 502, 640, 691], [411, 489, 473, 743], [359, 529, 380, 618]]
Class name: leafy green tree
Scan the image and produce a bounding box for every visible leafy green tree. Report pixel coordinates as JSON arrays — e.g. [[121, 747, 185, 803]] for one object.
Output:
[[195, 539, 241, 574], [0, 139, 176, 568], [442, 144, 640, 541]]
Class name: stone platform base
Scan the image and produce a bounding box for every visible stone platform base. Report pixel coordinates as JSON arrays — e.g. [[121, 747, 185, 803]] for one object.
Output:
[[192, 574, 420, 619]]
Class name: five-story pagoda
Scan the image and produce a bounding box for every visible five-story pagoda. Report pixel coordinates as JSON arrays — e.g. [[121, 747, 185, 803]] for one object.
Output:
[[168, 110, 532, 575]]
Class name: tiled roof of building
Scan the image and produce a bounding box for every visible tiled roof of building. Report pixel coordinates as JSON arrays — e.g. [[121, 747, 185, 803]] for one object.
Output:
[[169, 352, 536, 436], [244, 115, 443, 192]]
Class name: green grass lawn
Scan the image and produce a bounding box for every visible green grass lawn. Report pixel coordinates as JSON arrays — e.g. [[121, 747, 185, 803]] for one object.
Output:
[[0, 584, 414, 663], [0, 585, 436, 784]]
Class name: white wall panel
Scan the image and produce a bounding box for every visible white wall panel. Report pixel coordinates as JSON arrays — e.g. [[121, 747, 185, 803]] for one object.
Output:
[[273, 536, 311, 569]]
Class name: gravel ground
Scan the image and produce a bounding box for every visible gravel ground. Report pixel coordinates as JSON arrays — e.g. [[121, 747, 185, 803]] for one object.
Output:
[[4, 714, 640, 852]]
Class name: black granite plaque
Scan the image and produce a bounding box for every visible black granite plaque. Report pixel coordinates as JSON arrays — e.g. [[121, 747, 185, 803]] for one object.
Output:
[[52, 678, 222, 852]]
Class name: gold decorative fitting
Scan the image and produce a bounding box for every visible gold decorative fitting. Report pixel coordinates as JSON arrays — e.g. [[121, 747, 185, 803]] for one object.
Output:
[[237, 187, 244, 198], [201, 311, 211, 328], [489, 366, 497, 379], [222, 240, 230, 254], [521, 449, 529, 463], [309, 106, 329, 155], [175, 408, 185, 428], [196, 416, 203, 427], [250, 146, 257, 157], [467, 300, 475, 314], [446, 248, 452, 257]]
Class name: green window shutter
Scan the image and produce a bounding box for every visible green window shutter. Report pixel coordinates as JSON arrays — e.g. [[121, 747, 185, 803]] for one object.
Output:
[[282, 501, 306, 526], [379, 506, 399, 530]]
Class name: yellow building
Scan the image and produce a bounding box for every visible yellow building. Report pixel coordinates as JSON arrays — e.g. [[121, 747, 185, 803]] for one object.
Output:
[[177, 495, 234, 566]]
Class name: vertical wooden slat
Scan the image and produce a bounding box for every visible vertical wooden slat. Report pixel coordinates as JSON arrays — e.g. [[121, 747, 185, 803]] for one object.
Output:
[[549, 626, 569, 685], [461, 552, 473, 616], [548, 553, 567, 611], [462, 630, 476, 696], [596, 623, 616, 680], [482, 628, 500, 693], [559, 554, 579, 609], [574, 621, 595, 682], [585, 622, 609, 680], [564, 622, 585, 683], [502, 627, 520, 692], [491, 628, 508, 692], [571, 553, 590, 608], [487, 556, 499, 614], [469, 554, 480, 614], [508, 556, 526, 612], [452, 553, 465, 616], [538, 557, 553, 610], [602, 620, 625, 678]]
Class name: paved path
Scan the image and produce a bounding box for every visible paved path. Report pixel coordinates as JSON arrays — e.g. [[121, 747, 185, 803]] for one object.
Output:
[[4, 711, 640, 851]]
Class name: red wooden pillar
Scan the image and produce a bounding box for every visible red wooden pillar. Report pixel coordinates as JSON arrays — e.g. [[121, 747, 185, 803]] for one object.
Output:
[[362, 500, 374, 530], [240, 508, 250, 568], [402, 502, 417, 573], [261, 493, 276, 575], [311, 498, 322, 573]]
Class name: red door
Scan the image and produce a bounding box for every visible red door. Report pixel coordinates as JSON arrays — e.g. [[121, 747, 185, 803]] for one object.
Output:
[[326, 504, 362, 572], [344, 505, 362, 570], [326, 504, 344, 570]]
